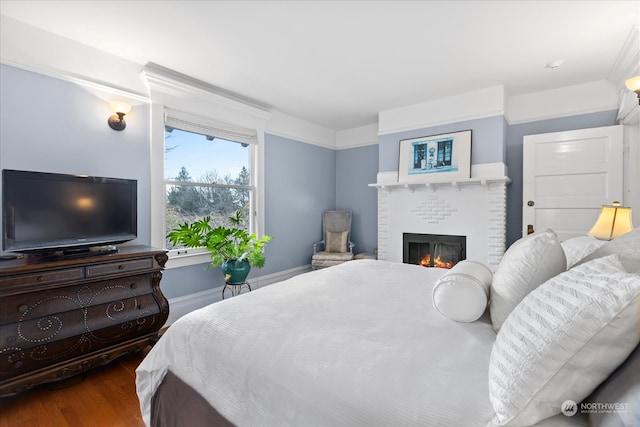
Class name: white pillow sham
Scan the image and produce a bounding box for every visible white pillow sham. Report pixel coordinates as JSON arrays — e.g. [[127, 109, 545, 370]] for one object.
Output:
[[576, 227, 640, 273], [490, 229, 566, 332], [560, 235, 605, 269], [432, 260, 492, 322], [488, 254, 640, 427]]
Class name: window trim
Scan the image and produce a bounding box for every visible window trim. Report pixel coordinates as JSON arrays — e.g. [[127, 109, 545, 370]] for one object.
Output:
[[145, 63, 271, 270]]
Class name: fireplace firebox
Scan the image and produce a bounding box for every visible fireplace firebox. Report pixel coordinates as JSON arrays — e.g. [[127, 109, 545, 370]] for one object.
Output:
[[403, 233, 466, 269]]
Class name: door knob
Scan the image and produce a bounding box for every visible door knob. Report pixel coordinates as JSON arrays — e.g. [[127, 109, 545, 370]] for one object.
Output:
[[527, 201, 535, 207]]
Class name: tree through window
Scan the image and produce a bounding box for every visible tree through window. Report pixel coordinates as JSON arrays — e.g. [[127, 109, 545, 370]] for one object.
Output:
[[164, 127, 252, 249]]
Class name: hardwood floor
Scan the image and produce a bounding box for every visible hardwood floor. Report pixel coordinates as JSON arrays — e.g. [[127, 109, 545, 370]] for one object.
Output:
[[0, 349, 150, 427]]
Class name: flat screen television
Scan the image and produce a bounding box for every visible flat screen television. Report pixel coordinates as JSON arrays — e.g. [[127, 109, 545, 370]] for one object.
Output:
[[2, 169, 137, 254]]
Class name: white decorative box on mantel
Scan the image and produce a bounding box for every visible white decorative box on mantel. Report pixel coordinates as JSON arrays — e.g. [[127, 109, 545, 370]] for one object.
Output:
[[372, 163, 510, 269]]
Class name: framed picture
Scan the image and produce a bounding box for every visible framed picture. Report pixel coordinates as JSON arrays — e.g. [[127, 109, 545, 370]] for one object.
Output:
[[398, 130, 471, 183]]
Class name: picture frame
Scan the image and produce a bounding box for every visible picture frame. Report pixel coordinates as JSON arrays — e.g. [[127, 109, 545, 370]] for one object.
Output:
[[397, 130, 471, 183]]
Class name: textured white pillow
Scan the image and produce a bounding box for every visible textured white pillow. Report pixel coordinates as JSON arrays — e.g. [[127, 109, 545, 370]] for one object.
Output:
[[432, 260, 492, 322], [560, 235, 605, 269], [490, 229, 566, 332], [488, 255, 640, 427], [577, 227, 640, 273]]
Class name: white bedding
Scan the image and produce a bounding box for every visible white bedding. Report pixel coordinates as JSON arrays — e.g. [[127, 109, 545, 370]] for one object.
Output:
[[136, 260, 587, 427]]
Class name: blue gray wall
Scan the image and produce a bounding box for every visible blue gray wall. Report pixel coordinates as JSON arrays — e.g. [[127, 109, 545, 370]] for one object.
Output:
[[0, 64, 152, 246], [378, 115, 506, 172], [162, 263, 222, 299], [505, 110, 619, 246], [262, 134, 336, 275], [336, 145, 379, 254]]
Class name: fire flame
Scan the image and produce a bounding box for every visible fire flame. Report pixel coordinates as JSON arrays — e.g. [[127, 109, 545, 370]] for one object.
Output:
[[420, 254, 455, 269]]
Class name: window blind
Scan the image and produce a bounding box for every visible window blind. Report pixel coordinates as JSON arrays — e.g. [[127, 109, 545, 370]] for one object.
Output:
[[164, 108, 258, 145]]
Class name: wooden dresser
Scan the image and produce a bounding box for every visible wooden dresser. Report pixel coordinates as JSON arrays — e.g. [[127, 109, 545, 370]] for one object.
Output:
[[0, 245, 169, 397]]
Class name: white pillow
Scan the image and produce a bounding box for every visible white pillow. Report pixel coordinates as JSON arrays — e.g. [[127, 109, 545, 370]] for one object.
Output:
[[488, 255, 640, 427], [490, 229, 566, 332], [560, 235, 605, 269], [432, 260, 492, 322], [576, 227, 640, 273]]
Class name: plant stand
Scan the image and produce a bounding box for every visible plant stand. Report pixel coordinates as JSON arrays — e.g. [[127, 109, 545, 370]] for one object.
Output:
[[222, 281, 251, 299]]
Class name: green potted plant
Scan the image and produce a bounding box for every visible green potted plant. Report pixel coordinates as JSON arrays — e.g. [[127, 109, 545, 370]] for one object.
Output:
[[167, 211, 272, 284]]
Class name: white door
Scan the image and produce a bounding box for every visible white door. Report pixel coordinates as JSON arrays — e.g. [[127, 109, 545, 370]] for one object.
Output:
[[523, 125, 623, 241]]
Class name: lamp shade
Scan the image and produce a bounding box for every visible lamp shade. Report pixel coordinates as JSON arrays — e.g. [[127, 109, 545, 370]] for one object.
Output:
[[625, 76, 640, 92], [110, 101, 131, 115], [587, 202, 634, 240]]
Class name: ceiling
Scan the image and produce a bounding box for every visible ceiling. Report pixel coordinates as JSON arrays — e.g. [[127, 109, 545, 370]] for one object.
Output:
[[1, 1, 638, 131]]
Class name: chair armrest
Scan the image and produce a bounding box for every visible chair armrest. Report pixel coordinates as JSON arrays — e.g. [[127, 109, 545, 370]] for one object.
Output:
[[313, 240, 325, 254]]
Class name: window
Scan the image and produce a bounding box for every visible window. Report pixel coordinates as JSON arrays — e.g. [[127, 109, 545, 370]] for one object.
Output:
[[155, 107, 263, 265], [164, 127, 253, 250], [145, 64, 270, 268]]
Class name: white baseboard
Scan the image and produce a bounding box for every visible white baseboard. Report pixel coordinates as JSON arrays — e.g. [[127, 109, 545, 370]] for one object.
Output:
[[247, 264, 312, 289], [163, 264, 312, 326]]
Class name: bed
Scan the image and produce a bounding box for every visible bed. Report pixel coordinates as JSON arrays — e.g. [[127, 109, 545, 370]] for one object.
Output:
[[136, 228, 640, 427]]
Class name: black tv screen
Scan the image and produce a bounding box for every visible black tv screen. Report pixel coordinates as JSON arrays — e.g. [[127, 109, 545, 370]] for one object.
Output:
[[2, 169, 137, 253]]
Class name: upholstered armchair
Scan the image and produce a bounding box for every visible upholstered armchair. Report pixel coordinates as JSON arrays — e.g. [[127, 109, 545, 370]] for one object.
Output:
[[311, 210, 355, 269]]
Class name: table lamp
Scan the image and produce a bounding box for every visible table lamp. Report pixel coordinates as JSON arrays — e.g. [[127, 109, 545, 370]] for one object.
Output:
[[587, 201, 634, 240]]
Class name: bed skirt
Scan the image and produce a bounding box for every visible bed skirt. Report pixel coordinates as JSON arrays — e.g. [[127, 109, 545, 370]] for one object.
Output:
[[151, 370, 233, 427]]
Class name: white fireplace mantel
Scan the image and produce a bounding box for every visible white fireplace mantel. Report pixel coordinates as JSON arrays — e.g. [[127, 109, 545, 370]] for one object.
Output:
[[368, 176, 510, 192], [374, 163, 509, 270]]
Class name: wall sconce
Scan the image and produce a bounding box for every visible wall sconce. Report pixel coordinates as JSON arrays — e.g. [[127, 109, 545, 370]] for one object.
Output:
[[108, 101, 131, 131], [587, 201, 634, 240], [625, 76, 640, 105]]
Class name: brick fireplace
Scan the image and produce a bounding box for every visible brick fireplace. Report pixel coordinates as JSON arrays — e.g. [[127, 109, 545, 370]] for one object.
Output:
[[372, 163, 509, 270]]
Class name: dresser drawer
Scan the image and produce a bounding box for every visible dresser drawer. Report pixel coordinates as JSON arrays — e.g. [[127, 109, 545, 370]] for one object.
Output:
[[85, 258, 153, 278], [0, 274, 153, 324], [0, 267, 84, 288], [0, 293, 162, 380]]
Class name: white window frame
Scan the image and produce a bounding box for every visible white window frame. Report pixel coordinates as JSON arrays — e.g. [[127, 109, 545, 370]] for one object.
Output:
[[145, 64, 271, 269]]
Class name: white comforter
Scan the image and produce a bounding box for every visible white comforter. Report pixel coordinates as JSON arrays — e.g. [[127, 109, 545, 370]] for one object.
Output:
[[136, 260, 585, 427]]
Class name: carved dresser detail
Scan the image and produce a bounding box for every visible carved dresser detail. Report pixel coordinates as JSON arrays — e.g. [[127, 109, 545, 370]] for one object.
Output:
[[0, 245, 169, 396]]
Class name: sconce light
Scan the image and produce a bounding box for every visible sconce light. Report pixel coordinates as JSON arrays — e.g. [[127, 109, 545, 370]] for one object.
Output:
[[625, 76, 640, 105], [108, 101, 131, 131], [587, 201, 634, 240]]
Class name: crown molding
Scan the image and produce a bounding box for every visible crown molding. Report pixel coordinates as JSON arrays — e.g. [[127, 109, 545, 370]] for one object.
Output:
[[378, 86, 506, 135], [609, 25, 640, 123], [609, 25, 640, 87], [141, 62, 273, 124], [505, 80, 618, 125], [335, 123, 378, 150], [266, 111, 336, 149], [1, 59, 149, 104]]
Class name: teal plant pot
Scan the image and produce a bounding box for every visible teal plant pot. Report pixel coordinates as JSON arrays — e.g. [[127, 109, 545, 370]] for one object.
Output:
[[221, 258, 251, 284]]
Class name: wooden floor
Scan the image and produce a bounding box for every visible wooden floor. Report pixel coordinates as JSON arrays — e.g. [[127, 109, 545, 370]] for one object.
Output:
[[0, 349, 149, 427]]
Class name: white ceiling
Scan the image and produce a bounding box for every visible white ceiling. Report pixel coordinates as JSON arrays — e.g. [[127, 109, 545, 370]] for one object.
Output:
[[1, 1, 638, 131]]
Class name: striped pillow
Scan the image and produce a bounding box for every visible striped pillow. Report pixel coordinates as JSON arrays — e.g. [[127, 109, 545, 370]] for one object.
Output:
[[488, 254, 640, 426]]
